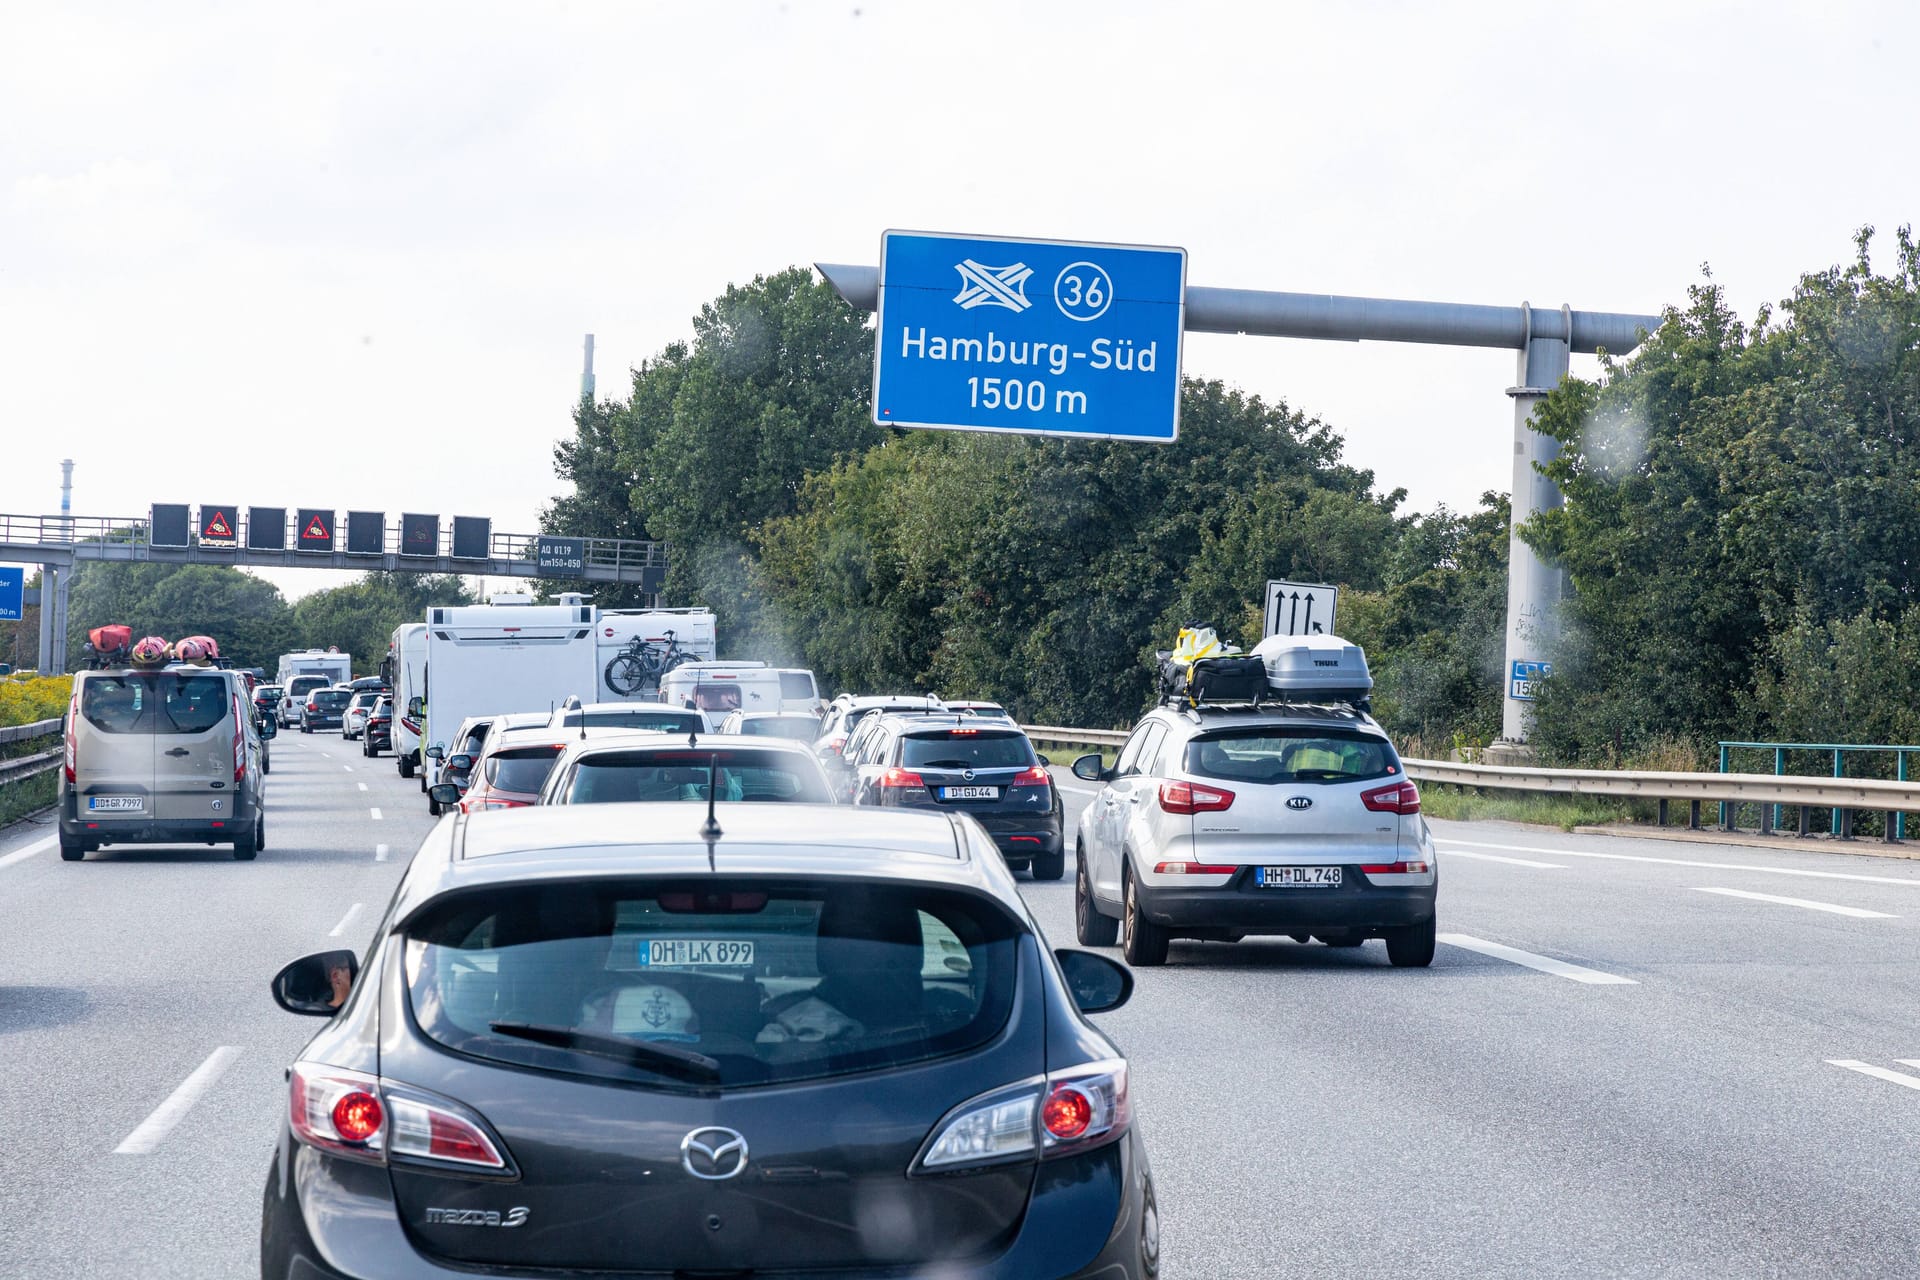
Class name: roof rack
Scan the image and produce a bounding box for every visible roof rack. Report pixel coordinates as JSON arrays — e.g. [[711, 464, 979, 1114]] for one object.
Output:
[[1174, 698, 1371, 722]]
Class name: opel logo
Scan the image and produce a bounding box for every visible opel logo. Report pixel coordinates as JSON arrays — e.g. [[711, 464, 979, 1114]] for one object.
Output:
[[1286, 796, 1313, 811], [961, 769, 976, 781], [680, 1126, 749, 1180]]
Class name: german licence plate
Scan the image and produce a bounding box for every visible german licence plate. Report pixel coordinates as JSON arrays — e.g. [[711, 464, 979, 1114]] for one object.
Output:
[[636, 939, 755, 968], [941, 785, 999, 800], [1257, 866, 1341, 888], [87, 795, 144, 813]]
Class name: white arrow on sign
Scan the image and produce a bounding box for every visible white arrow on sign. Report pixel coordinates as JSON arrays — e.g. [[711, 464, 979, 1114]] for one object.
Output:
[[1264, 580, 1338, 638]]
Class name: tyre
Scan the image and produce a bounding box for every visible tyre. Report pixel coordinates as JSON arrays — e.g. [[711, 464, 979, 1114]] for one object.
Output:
[[605, 654, 647, 697], [233, 822, 259, 861], [428, 797, 442, 817], [1075, 845, 1119, 946], [399, 753, 414, 779], [1030, 847, 1065, 881], [1122, 865, 1169, 966], [263, 754, 271, 775], [301, 723, 312, 734], [255, 813, 267, 853], [59, 836, 85, 862], [1386, 917, 1436, 968]]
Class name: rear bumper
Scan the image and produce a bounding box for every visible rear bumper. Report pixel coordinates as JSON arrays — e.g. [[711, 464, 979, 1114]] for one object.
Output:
[[1139, 873, 1435, 932], [60, 788, 258, 845]]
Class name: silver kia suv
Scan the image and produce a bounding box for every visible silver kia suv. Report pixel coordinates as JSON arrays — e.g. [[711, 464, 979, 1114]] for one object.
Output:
[[1070, 702, 1437, 967]]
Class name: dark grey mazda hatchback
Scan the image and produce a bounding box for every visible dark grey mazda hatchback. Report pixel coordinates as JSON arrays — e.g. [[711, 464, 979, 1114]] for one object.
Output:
[[260, 803, 1159, 1279]]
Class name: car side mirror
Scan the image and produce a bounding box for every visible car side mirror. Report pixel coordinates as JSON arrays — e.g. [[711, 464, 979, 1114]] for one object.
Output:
[[425, 744, 445, 761], [429, 783, 461, 807], [271, 949, 360, 1017], [448, 753, 474, 772], [257, 718, 277, 739], [409, 697, 425, 717], [1054, 949, 1132, 1014], [1071, 753, 1110, 783]]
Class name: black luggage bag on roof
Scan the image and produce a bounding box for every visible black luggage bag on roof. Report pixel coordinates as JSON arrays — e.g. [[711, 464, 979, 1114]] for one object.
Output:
[[1185, 655, 1267, 704]]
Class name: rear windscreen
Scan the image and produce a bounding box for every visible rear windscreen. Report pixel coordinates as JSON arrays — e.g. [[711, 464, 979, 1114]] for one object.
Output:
[[312, 690, 352, 709], [81, 674, 231, 735], [899, 732, 1034, 770], [485, 745, 566, 794], [403, 880, 1018, 1091], [739, 717, 821, 742], [1184, 729, 1397, 784], [691, 686, 742, 712], [563, 711, 702, 733], [558, 749, 830, 804], [778, 672, 816, 700]]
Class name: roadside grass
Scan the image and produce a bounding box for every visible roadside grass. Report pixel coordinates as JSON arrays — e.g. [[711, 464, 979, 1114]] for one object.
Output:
[[1419, 785, 1661, 831], [0, 769, 57, 828], [1038, 745, 1112, 769]]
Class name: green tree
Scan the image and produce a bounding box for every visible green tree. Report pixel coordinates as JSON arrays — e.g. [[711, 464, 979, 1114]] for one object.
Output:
[[288, 572, 474, 675], [65, 563, 294, 671]]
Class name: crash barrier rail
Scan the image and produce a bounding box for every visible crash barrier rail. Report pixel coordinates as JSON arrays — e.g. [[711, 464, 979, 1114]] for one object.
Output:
[[0, 716, 63, 747], [1021, 722, 1920, 844], [0, 717, 64, 822], [1719, 741, 1916, 840]]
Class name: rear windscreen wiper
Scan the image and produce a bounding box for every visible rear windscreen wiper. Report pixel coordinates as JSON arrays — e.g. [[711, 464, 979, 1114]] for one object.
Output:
[[489, 1021, 722, 1083]]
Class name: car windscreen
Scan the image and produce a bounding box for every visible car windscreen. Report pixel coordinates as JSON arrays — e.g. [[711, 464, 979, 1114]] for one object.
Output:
[[898, 731, 1034, 770], [1184, 728, 1398, 784], [402, 879, 1019, 1092], [557, 748, 832, 804], [739, 717, 820, 742], [80, 674, 231, 735], [311, 690, 352, 709], [484, 745, 567, 794], [562, 711, 702, 732]]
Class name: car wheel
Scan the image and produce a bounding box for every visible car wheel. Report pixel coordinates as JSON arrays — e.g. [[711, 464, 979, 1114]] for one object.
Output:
[[301, 724, 311, 734], [254, 813, 267, 853], [399, 754, 414, 779], [1076, 844, 1119, 946], [232, 824, 259, 861], [1386, 917, 1436, 968], [59, 836, 85, 862], [428, 798, 441, 817], [1122, 865, 1169, 967]]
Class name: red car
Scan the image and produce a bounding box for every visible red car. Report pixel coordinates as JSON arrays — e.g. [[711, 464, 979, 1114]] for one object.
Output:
[[449, 725, 570, 814]]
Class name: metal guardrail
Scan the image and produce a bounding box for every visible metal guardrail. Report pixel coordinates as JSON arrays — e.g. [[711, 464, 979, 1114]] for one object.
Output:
[[1021, 721, 1920, 842], [0, 748, 61, 788], [0, 717, 62, 745]]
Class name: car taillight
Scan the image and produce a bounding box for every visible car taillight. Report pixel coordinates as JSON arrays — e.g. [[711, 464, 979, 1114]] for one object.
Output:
[[1158, 780, 1234, 814], [1361, 859, 1432, 874], [307, 701, 318, 712], [289, 1063, 510, 1172], [463, 797, 528, 813], [1153, 861, 1238, 875], [913, 1058, 1130, 1175], [826, 735, 847, 754], [64, 693, 79, 783], [232, 695, 246, 782], [1361, 781, 1421, 815], [1009, 764, 1051, 788], [880, 767, 926, 789]]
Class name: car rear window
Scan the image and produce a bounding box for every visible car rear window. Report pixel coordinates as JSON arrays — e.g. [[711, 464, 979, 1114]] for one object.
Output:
[[691, 685, 743, 712], [402, 879, 1018, 1091], [561, 711, 702, 733], [556, 748, 831, 804], [312, 690, 352, 709], [80, 674, 232, 735], [739, 717, 820, 742], [898, 731, 1034, 770], [485, 745, 567, 794], [1184, 728, 1398, 784], [777, 671, 816, 700]]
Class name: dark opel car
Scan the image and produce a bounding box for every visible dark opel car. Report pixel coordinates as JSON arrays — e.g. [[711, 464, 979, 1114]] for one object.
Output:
[[302, 688, 352, 733], [261, 805, 1156, 1279]]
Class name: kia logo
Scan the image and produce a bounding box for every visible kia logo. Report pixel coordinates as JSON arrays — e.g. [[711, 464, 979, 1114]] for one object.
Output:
[[1286, 796, 1313, 811], [681, 1127, 749, 1180]]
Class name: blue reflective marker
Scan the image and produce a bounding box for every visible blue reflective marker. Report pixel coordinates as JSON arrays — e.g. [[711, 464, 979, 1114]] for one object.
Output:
[[872, 231, 1186, 443]]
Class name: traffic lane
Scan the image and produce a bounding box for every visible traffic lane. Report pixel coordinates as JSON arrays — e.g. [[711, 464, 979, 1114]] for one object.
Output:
[[0, 731, 432, 1279], [1030, 789, 1920, 1275]]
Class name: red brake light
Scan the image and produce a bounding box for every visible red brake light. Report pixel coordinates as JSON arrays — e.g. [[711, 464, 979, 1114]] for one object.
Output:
[[951, 728, 979, 735], [65, 693, 79, 783], [1361, 781, 1421, 815], [1042, 1086, 1094, 1139], [880, 767, 926, 789], [1360, 860, 1432, 874], [1010, 765, 1051, 787], [332, 1091, 384, 1143], [1158, 780, 1234, 814], [307, 701, 318, 712]]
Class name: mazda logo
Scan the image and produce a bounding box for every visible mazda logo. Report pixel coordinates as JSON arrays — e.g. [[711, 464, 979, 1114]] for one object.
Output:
[[1285, 796, 1313, 811], [680, 1126, 749, 1180]]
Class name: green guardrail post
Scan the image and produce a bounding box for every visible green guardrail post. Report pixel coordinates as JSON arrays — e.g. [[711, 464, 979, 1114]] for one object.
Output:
[[1718, 743, 1730, 829], [1832, 749, 1843, 837]]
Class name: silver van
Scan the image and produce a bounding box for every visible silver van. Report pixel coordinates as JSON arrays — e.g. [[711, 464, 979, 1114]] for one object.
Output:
[[58, 666, 274, 861]]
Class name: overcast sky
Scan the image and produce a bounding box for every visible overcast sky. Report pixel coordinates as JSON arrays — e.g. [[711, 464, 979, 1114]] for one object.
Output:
[[4, 1, 1915, 599]]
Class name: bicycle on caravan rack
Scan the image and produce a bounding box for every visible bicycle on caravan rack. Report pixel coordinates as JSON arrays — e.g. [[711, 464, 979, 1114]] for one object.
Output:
[[603, 629, 694, 697]]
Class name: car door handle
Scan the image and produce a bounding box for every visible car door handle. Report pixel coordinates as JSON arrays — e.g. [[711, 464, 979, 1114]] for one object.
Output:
[[165, 747, 190, 757]]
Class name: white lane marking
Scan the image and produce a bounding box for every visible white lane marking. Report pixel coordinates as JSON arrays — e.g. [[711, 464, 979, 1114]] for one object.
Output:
[[1827, 1059, 1920, 1091], [328, 903, 364, 938], [1439, 839, 1920, 888], [1444, 849, 1563, 869], [1438, 933, 1637, 984], [343, 765, 354, 772], [1693, 887, 1896, 919], [0, 834, 57, 870], [369, 807, 383, 821], [357, 782, 368, 792], [320, 752, 331, 759], [1896, 1060, 1920, 1071], [114, 1046, 242, 1154], [375, 843, 390, 862]]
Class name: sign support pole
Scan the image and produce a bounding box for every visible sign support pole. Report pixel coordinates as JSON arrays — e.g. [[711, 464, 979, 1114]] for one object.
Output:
[[1501, 305, 1571, 743]]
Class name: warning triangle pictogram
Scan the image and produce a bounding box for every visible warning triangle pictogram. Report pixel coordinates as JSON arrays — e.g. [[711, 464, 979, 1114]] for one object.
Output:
[[205, 511, 233, 538], [304, 515, 331, 540]]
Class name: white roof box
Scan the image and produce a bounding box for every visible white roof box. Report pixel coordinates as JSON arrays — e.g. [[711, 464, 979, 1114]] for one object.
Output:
[[1250, 634, 1373, 705]]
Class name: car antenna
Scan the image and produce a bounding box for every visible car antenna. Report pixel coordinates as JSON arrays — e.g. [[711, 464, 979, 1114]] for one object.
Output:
[[700, 752, 722, 867]]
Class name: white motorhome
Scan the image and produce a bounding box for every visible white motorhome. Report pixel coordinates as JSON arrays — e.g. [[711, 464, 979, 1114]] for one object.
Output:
[[384, 622, 428, 779], [592, 607, 718, 700], [657, 662, 822, 729], [275, 649, 353, 689]]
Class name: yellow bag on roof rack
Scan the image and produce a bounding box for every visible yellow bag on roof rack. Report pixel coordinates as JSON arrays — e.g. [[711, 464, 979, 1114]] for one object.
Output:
[[1170, 625, 1240, 667]]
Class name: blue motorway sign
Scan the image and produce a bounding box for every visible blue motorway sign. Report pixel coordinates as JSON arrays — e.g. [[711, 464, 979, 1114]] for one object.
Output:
[[872, 230, 1186, 443], [0, 566, 23, 621], [1510, 659, 1553, 701]]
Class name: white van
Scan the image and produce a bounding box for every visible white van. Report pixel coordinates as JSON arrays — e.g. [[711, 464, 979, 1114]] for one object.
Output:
[[656, 662, 822, 729], [385, 622, 428, 779]]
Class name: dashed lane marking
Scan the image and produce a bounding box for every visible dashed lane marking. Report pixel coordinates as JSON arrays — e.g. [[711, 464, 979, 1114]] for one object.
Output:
[[328, 903, 364, 938], [1693, 887, 1896, 918], [1827, 1060, 1920, 1091], [375, 843, 390, 861], [1438, 839, 1920, 888], [1438, 933, 1637, 985], [357, 782, 368, 792], [114, 1047, 242, 1155], [0, 834, 56, 870], [369, 807, 383, 821], [1444, 849, 1563, 869]]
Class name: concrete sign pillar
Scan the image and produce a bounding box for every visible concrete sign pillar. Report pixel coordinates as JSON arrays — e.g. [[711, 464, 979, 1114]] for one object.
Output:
[[1501, 305, 1572, 742]]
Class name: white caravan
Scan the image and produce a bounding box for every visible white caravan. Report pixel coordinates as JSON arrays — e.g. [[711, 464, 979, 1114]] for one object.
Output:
[[275, 649, 353, 689], [384, 622, 428, 778], [592, 607, 718, 700], [657, 662, 822, 729]]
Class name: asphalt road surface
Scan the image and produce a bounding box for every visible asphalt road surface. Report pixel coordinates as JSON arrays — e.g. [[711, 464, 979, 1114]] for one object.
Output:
[[5, 734, 1920, 1277]]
